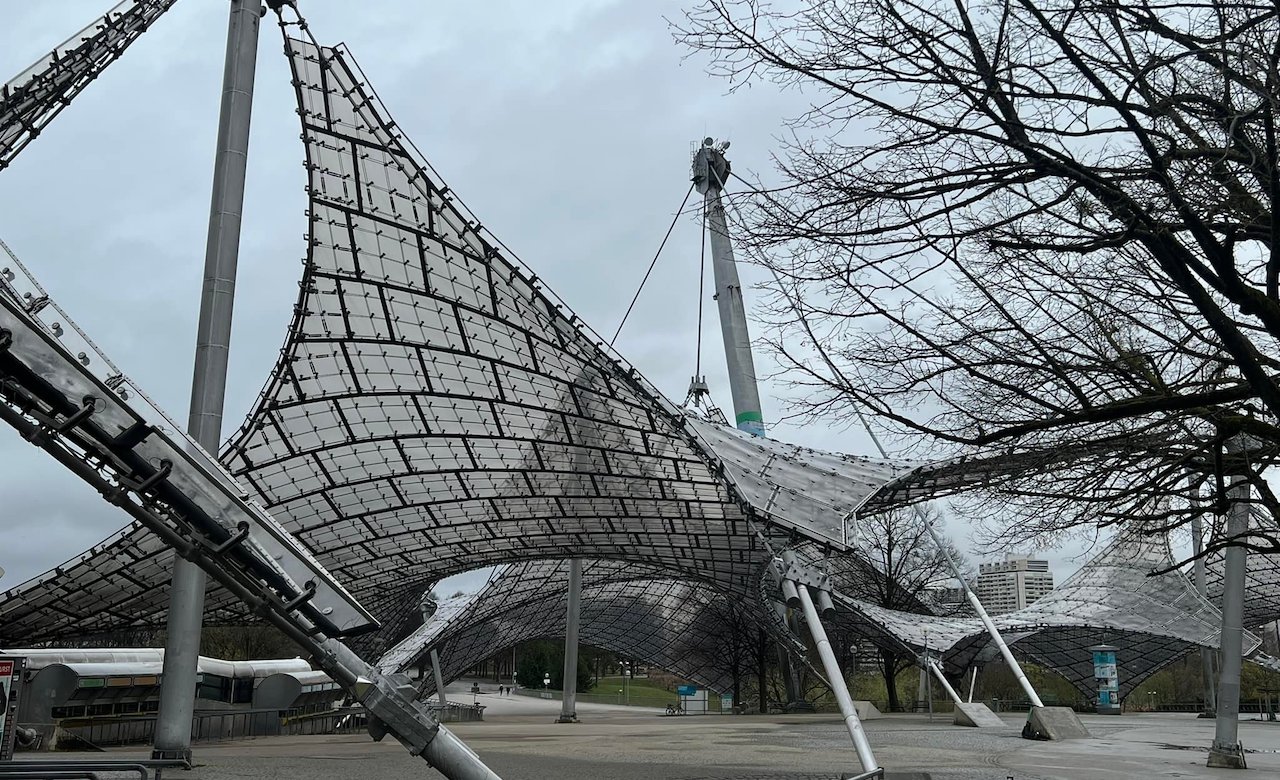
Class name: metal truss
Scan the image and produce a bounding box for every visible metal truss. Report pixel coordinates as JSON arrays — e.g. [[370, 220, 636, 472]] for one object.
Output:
[[1, 0, 179, 170]]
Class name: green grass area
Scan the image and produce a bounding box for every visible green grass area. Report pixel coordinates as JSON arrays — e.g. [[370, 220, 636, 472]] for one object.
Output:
[[593, 675, 684, 708], [545, 676, 738, 711]]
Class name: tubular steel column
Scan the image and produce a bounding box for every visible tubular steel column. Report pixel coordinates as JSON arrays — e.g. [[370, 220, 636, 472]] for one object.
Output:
[[927, 660, 963, 707], [757, 629, 768, 714], [1208, 435, 1250, 769], [920, 518, 1044, 709], [795, 584, 879, 774], [1190, 511, 1218, 717], [431, 649, 448, 708], [556, 559, 582, 723], [153, 0, 263, 762], [692, 139, 764, 437]]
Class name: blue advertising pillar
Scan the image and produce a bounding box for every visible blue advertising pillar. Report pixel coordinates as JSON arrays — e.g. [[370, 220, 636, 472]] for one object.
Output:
[[1090, 645, 1121, 714]]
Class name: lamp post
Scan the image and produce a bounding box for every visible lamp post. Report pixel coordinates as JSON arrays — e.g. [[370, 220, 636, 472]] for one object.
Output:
[[624, 668, 631, 706], [1148, 691, 1157, 713]]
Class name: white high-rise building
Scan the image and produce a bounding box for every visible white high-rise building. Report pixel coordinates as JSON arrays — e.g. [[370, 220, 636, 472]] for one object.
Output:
[[975, 556, 1054, 614]]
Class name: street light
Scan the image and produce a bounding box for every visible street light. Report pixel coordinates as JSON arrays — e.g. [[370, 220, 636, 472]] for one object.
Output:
[[1147, 690, 1157, 712]]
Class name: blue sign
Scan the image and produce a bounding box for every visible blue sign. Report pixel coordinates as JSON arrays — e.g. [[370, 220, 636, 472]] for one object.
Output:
[[677, 684, 697, 696]]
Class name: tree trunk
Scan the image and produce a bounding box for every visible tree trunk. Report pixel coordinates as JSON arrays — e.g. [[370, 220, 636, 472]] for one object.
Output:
[[758, 628, 768, 714], [881, 649, 901, 712]]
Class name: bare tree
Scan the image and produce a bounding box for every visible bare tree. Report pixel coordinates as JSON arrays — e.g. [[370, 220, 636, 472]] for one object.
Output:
[[701, 598, 762, 707], [840, 506, 966, 711], [676, 0, 1280, 557], [200, 626, 298, 661]]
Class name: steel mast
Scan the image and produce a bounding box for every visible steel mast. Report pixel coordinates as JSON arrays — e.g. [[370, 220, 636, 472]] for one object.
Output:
[[691, 138, 765, 438], [153, 0, 265, 762]]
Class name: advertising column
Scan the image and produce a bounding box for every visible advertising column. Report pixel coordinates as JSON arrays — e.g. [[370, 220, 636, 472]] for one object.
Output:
[[0, 656, 26, 760], [1090, 645, 1121, 714]]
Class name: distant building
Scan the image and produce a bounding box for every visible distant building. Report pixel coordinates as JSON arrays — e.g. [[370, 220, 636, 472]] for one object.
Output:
[[975, 556, 1054, 614]]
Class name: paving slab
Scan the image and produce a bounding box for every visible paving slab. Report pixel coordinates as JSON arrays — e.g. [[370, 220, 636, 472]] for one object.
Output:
[[81, 710, 1280, 780]]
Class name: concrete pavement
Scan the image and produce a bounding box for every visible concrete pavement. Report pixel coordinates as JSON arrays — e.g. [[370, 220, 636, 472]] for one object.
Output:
[[110, 693, 1280, 779]]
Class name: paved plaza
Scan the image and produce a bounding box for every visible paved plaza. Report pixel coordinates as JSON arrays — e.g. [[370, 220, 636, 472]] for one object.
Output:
[[105, 693, 1277, 780]]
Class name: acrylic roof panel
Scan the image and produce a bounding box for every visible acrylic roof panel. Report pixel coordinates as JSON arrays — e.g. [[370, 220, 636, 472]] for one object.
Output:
[[685, 419, 911, 545], [218, 34, 941, 607], [0, 525, 245, 645], [216, 35, 772, 602], [996, 532, 1232, 648]]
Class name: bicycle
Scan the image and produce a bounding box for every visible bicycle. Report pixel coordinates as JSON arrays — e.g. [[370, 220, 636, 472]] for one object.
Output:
[[665, 703, 685, 716]]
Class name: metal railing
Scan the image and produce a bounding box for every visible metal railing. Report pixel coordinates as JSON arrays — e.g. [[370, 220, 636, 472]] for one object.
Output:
[[50, 707, 362, 749], [0, 758, 187, 780], [41, 700, 489, 751]]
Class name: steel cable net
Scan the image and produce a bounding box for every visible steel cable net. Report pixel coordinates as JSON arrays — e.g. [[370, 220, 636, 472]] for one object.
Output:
[[0, 15, 1265, 703], [0, 28, 910, 653], [825, 528, 1262, 700], [1205, 507, 1280, 628], [377, 559, 782, 697], [214, 33, 928, 626]]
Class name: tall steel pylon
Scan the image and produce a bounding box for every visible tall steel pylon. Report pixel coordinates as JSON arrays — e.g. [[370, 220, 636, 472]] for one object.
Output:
[[691, 138, 765, 438], [153, 0, 265, 762]]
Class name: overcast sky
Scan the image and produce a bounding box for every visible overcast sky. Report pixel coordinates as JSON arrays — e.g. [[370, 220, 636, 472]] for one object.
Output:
[[0, 0, 1091, 594]]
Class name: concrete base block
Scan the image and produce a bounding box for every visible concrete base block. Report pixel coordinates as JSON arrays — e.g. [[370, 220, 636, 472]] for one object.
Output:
[[952, 702, 1004, 728], [854, 700, 883, 720], [1207, 741, 1247, 769], [1022, 705, 1090, 740]]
